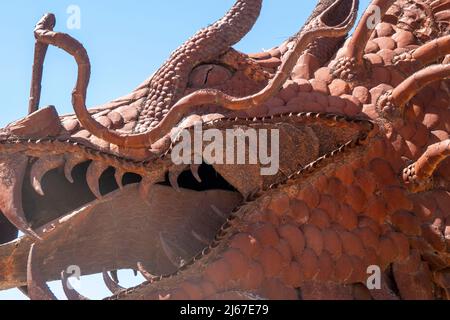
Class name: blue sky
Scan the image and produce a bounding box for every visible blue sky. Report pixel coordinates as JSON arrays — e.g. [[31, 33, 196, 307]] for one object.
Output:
[[0, 0, 371, 300]]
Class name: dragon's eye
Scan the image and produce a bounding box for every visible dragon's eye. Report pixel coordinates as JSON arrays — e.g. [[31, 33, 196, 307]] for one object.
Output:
[[189, 65, 233, 88]]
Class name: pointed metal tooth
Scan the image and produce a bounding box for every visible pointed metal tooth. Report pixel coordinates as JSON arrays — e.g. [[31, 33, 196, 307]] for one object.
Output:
[[137, 262, 157, 283], [114, 169, 126, 189], [61, 270, 89, 300], [110, 270, 119, 283], [0, 156, 41, 240], [168, 171, 181, 193], [159, 232, 182, 268], [102, 269, 125, 294], [64, 155, 87, 183], [139, 176, 155, 203], [30, 155, 65, 196], [190, 164, 202, 183], [86, 161, 109, 199], [27, 244, 57, 300], [132, 269, 138, 277]]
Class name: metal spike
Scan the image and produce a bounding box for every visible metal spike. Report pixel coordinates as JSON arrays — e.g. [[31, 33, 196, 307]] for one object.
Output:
[[139, 176, 155, 203], [61, 270, 89, 300], [102, 269, 125, 294], [114, 168, 126, 189], [64, 155, 87, 183], [110, 270, 119, 283], [190, 164, 202, 183], [86, 161, 109, 199], [168, 170, 181, 193], [0, 156, 41, 240], [27, 244, 57, 300], [30, 155, 65, 196]]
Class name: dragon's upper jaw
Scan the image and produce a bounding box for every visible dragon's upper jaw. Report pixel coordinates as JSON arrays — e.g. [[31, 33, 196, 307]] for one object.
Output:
[[0, 107, 250, 293]]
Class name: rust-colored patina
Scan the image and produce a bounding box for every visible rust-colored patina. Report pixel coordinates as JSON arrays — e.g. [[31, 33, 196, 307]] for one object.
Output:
[[0, 0, 449, 300]]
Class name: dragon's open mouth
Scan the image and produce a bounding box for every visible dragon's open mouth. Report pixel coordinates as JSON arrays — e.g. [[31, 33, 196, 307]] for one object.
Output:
[[0, 144, 244, 277], [21, 160, 240, 234]]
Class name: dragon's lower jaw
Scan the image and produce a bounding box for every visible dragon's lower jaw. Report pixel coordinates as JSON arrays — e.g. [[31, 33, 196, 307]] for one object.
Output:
[[0, 153, 243, 293]]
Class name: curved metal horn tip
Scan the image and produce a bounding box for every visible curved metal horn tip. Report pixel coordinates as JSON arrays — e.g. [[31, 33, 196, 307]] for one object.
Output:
[[35, 13, 56, 31], [30, 0, 268, 150]]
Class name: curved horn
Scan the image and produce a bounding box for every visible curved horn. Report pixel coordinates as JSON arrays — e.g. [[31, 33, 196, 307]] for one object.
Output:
[[116, 0, 358, 147], [29, 14, 55, 114], [151, 0, 359, 123], [33, 0, 263, 149], [407, 35, 450, 66], [334, 0, 395, 70], [33, 0, 358, 149], [403, 139, 450, 192], [394, 35, 450, 70], [381, 63, 450, 111]]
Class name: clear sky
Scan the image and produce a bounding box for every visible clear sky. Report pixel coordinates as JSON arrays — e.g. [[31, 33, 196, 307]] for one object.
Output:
[[0, 0, 371, 300]]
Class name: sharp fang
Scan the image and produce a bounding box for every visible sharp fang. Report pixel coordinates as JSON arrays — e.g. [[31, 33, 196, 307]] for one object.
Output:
[[27, 244, 57, 300], [0, 155, 41, 240], [61, 270, 89, 300], [168, 171, 181, 193], [137, 262, 157, 283], [139, 176, 155, 203], [114, 169, 126, 189], [159, 232, 183, 268], [190, 164, 202, 183], [110, 270, 119, 283], [30, 155, 64, 196], [102, 269, 125, 294], [64, 155, 87, 183], [86, 161, 109, 199]]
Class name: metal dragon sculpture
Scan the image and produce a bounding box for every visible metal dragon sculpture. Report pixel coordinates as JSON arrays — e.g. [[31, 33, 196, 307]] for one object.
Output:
[[0, 0, 449, 300]]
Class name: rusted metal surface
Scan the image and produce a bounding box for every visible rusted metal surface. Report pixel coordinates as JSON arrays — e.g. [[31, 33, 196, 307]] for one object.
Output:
[[0, 0, 449, 300]]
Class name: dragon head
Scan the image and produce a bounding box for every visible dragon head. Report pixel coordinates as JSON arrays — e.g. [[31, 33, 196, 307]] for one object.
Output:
[[1, 0, 449, 300]]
